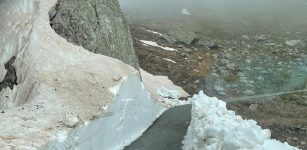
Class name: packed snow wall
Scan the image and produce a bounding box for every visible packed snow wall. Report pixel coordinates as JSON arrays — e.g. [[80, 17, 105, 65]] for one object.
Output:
[[0, 0, 187, 149]]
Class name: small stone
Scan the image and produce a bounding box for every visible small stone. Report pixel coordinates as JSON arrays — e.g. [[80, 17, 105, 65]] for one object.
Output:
[[197, 56, 204, 60], [214, 85, 224, 91], [264, 43, 277, 46], [256, 35, 267, 42], [161, 34, 177, 44], [194, 80, 200, 84], [112, 76, 122, 81], [241, 35, 250, 41], [249, 104, 258, 111], [257, 76, 264, 81], [63, 112, 81, 128], [226, 63, 236, 70], [183, 47, 192, 53], [243, 90, 255, 96], [207, 41, 219, 49]]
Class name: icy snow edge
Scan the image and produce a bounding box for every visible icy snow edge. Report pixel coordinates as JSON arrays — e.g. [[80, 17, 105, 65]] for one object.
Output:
[[182, 91, 300, 150]]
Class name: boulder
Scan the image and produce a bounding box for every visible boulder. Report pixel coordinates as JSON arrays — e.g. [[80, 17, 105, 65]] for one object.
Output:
[[167, 29, 199, 45]]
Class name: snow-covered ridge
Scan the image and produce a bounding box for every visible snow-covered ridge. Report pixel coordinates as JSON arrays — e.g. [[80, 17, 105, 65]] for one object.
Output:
[[182, 91, 300, 150]]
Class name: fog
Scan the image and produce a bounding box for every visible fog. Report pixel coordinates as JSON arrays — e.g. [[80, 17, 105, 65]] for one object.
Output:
[[119, 0, 307, 34]]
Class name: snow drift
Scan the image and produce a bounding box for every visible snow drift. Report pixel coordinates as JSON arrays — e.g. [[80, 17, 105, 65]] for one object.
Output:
[[182, 91, 299, 150]]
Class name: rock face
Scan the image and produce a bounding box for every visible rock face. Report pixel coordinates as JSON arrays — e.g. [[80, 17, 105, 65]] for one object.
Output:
[[49, 0, 139, 69]]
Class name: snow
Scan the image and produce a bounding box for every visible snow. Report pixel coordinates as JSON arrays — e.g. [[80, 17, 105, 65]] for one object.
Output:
[[140, 40, 178, 51], [44, 75, 165, 150], [163, 58, 176, 63], [145, 29, 163, 36], [182, 91, 300, 150], [181, 8, 191, 15], [285, 40, 302, 46], [156, 86, 190, 108], [156, 86, 180, 99]]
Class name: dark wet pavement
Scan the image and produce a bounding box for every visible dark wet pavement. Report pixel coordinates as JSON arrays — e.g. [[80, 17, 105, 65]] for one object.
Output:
[[125, 104, 191, 150]]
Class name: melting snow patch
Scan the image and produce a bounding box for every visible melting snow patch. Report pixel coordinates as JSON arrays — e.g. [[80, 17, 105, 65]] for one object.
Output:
[[140, 40, 178, 52], [285, 40, 302, 46], [145, 29, 163, 36], [181, 8, 191, 15], [182, 91, 300, 150], [163, 58, 176, 64]]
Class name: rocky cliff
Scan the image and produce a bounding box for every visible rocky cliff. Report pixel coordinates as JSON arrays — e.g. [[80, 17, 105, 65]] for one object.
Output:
[[49, 0, 139, 69]]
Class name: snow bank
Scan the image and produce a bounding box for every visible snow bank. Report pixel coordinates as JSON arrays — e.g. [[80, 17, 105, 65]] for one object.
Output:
[[182, 91, 300, 150]]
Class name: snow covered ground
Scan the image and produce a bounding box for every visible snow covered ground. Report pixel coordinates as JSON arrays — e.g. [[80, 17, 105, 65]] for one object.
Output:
[[182, 91, 300, 150]]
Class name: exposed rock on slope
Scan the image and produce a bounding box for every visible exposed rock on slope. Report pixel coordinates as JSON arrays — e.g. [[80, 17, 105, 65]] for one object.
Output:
[[0, 57, 17, 91], [49, 0, 139, 69]]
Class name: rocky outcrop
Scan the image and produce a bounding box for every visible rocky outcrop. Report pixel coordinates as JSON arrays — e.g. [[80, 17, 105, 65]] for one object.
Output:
[[49, 0, 139, 69]]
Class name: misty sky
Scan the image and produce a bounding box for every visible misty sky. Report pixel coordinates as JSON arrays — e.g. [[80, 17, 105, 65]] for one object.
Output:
[[118, 0, 307, 33]]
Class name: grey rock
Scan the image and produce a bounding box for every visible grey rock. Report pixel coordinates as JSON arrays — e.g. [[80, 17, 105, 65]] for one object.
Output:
[[167, 29, 199, 45], [207, 41, 219, 49], [161, 34, 177, 44], [0, 57, 17, 92], [264, 43, 277, 46], [49, 0, 139, 69], [243, 90, 255, 96], [226, 63, 236, 70], [221, 59, 230, 65], [182, 47, 192, 53]]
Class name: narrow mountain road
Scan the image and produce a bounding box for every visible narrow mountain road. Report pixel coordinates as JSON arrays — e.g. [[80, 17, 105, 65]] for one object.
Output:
[[125, 105, 192, 150]]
